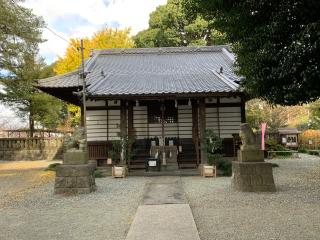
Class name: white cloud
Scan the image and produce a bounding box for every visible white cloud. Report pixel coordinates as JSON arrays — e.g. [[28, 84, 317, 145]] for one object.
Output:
[[1, 0, 167, 126], [40, 28, 69, 60], [23, 0, 167, 63], [0, 85, 26, 128]]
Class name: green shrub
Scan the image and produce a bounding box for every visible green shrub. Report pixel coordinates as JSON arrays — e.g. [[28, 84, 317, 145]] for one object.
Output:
[[266, 139, 292, 157], [45, 163, 61, 171], [215, 158, 232, 176], [207, 153, 223, 166], [205, 129, 223, 165], [298, 146, 307, 153], [94, 170, 104, 178], [308, 150, 320, 156]]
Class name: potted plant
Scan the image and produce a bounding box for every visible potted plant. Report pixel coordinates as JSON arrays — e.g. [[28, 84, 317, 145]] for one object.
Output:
[[111, 133, 135, 178], [201, 129, 222, 177]]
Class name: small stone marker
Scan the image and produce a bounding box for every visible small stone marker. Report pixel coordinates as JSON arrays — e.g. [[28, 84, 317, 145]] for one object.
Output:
[[231, 123, 276, 192], [54, 128, 96, 194]]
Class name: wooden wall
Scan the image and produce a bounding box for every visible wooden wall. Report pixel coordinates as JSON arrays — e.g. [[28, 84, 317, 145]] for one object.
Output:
[[132, 105, 192, 139], [86, 97, 242, 142], [86, 100, 121, 141], [178, 105, 192, 139], [205, 97, 241, 138], [133, 106, 148, 139]]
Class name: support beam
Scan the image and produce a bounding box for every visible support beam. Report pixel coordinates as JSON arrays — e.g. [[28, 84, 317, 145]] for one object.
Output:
[[199, 98, 207, 165], [120, 100, 128, 135], [241, 97, 246, 123], [217, 97, 221, 137], [128, 101, 134, 138], [120, 100, 128, 165], [192, 100, 200, 166], [161, 100, 166, 165], [80, 105, 84, 127], [127, 101, 134, 167]]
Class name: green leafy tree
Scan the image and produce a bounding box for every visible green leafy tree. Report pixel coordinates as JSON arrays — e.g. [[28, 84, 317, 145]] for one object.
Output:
[[134, 0, 226, 48], [0, 0, 44, 71], [183, 0, 320, 105], [308, 100, 320, 129], [247, 100, 291, 132], [0, 54, 67, 136], [246, 99, 310, 132], [0, 0, 65, 136], [246, 99, 288, 132]]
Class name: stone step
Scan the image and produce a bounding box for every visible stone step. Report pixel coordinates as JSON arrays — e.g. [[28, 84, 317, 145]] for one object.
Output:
[[96, 167, 112, 177], [162, 163, 179, 171]]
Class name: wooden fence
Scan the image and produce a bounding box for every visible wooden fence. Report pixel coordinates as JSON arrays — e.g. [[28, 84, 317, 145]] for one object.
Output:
[[0, 137, 64, 161]]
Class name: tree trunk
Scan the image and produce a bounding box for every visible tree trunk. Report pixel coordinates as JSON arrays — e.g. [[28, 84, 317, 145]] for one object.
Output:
[[29, 113, 35, 138]]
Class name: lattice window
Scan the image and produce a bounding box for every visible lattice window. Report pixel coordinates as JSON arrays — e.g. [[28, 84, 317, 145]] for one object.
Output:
[[148, 101, 178, 124]]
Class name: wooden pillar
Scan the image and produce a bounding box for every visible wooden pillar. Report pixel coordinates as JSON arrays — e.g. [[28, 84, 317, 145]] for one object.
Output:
[[80, 105, 85, 127], [161, 100, 166, 165], [199, 98, 207, 165], [217, 97, 221, 137], [241, 97, 246, 123], [120, 100, 128, 136], [127, 101, 134, 167], [192, 100, 200, 165], [120, 100, 127, 165], [127, 101, 134, 138]]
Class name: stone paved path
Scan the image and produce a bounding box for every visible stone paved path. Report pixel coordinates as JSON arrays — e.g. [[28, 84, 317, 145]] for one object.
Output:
[[143, 176, 187, 205], [125, 176, 200, 240]]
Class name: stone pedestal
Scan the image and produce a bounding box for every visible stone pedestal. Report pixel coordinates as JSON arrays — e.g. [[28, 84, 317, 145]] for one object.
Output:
[[63, 151, 89, 165], [237, 149, 264, 162], [232, 123, 276, 192], [231, 161, 276, 192], [54, 151, 96, 194]]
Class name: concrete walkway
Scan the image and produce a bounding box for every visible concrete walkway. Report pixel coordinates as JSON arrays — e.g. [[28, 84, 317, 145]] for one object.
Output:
[[143, 176, 187, 205], [125, 177, 200, 240]]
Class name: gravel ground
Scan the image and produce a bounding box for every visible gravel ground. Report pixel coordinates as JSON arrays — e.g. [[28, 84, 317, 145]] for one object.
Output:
[[0, 161, 149, 240], [0, 160, 60, 207], [1, 154, 320, 240], [182, 153, 320, 240]]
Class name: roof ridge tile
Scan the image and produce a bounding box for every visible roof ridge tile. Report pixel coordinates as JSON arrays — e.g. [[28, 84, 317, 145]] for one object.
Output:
[[93, 45, 230, 56]]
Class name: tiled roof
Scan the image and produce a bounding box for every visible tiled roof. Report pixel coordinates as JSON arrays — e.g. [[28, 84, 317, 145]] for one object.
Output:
[[37, 70, 81, 88], [278, 128, 301, 134], [37, 45, 241, 97]]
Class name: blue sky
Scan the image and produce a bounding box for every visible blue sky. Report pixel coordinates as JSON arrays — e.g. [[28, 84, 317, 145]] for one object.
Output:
[[23, 0, 167, 64], [0, 0, 167, 129]]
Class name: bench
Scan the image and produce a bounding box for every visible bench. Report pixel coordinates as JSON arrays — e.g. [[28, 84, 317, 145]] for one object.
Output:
[[267, 150, 299, 159]]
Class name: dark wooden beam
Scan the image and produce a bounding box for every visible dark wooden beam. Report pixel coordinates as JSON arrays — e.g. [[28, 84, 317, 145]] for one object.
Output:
[[37, 87, 81, 106], [128, 101, 134, 138], [80, 105, 84, 127], [120, 100, 127, 135], [192, 100, 200, 165], [198, 98, 207, 165], [89, 92, 244, 100], [205, 102, 242, 107], [120, 100, 127, 165], [217, 97, 221, 137], [86, 106, 120, 110], [241, 97, 246, 123]]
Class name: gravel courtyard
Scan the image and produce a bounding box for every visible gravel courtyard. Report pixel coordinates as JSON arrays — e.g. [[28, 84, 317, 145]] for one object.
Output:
[[1, 154, 320, 240], [182, 154, 320, 240], [0, 161, 149, 240]]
